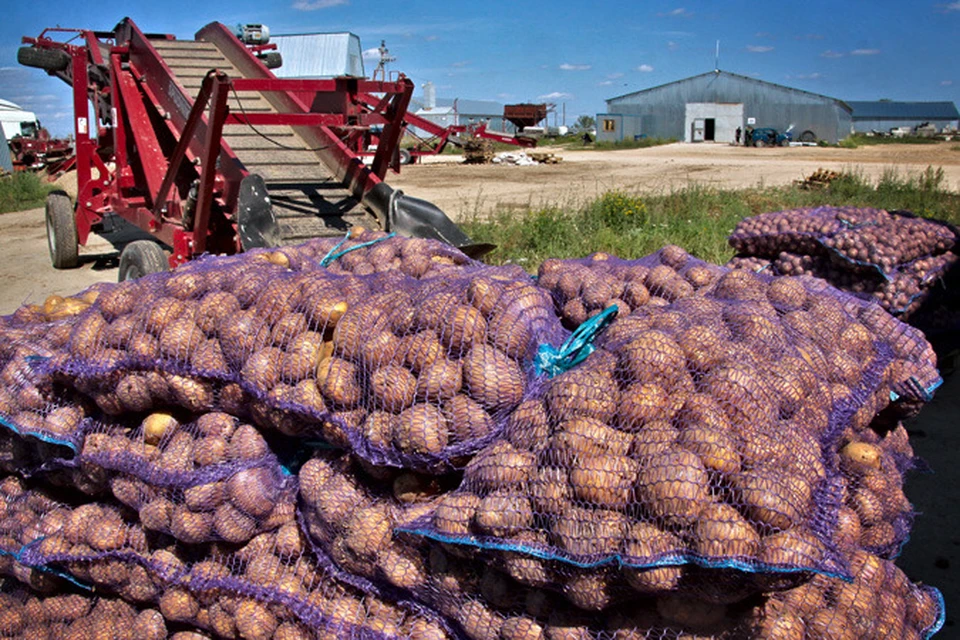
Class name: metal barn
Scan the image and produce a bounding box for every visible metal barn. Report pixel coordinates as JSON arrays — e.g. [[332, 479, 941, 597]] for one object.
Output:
[[599, 70, 853, 144], [847, 101, 959, 133]]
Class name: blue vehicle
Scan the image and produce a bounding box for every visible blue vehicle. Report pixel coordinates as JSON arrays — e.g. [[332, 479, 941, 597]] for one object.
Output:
[[751, 127, 793, 147]]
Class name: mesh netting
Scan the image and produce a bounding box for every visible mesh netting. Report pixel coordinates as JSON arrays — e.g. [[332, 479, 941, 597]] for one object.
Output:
[[33, 255, 565, 473], [0, 476, 452, 639], [0, 582, 169, 640], [0, 236, 945, 639]]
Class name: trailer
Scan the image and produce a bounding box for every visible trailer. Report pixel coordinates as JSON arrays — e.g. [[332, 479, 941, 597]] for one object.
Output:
[[18, 19, 486, 279]]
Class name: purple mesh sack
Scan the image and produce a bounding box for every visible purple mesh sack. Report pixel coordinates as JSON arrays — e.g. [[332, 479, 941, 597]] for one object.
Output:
[[38, 247, 565, 473], [400, 266, 945, 604], [0, 476, 452, 640], [537, 246, 725, 330], [0, 583, 170, 640]]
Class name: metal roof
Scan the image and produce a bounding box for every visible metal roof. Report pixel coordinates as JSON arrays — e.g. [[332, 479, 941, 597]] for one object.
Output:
[[847, 101, 959, 120], [271, 32, 364, 78], [607, 70, 851, 112]]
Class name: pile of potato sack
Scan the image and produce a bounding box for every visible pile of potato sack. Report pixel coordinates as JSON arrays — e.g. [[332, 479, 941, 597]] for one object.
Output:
[[0, 226, 946, 639], [726, 206, 959, 351]]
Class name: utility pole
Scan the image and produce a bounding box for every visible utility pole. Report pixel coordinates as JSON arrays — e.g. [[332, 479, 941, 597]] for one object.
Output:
[[373, 40, 395, 82]]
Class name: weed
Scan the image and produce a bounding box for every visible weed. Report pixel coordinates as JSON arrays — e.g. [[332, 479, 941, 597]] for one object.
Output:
[[0, 172, 55, 214]]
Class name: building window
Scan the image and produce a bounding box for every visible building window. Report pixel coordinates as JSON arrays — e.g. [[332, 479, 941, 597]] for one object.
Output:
[[603, 119, 616, 132]]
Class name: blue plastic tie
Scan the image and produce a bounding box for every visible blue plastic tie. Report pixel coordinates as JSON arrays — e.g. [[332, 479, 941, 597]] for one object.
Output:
[[534, 304, 619, 378], [889, 375, 942, 403], [1, 538, 93, 591], [319, 232, 397, 267]]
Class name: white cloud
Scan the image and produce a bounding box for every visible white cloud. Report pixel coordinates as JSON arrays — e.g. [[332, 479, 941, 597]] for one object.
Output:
[[942, 80, 954, 86], [597, 80, 614, 86], [755, 31, 773, 38], [292, 0, 347, 10], [424, 35, 439, 41], [539, 92, 572, 100], [746, 45, 774, 53], [362, 48, 381, 60], [851, 48, 880, 55], [667, 41, 679, 51], [11, 94, 60, 104], [496, 93, 513, 100], [936, 1, 960, 11], [658, 7, 692, 17], [560, 63, 591, 71], [636, 64, 654, 72], [451, 61, 470, 67], [820, 50, 844, 58]]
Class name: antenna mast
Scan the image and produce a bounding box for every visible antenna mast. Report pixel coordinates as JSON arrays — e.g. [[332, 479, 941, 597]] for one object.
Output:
[[373, 40, 395, 81]]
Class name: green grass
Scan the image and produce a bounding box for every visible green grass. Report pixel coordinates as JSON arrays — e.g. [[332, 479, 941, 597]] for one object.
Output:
[[462, 166, 960, 268], [0, 172, 55, 214], [573, 137, 676, 151], [846, 134, 942, 146]]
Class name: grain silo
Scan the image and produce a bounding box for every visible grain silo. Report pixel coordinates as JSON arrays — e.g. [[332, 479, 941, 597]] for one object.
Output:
[[598, 70, 852, 144]]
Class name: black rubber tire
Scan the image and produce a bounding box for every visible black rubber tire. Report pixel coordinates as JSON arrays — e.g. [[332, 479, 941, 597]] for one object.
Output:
[[118, 241, 169, 281], [45, 191, 79, 269], [18, 47, 71, 73], [399, 148, 413, 165], [754, 139, 766, 148], [779, 138, 790, 147], [800, 130, 817, 143]]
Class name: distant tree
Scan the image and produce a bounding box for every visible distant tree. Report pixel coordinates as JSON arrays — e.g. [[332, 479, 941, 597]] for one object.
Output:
[[575, 115, 596, 131]]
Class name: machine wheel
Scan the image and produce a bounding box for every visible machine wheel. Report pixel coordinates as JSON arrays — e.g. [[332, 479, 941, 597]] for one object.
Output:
[[399, 148, 413, 165], [45, 191, 79, 269], [779, 138, 790, 147], [753, 139, 766, 148], [17, 47, 71, 73], [118, 241, 169, 281], [800, 130, 817, 143]]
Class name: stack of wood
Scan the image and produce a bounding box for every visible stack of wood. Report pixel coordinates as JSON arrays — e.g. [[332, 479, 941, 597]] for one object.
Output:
[[795, 167, 844, 190], [529, 151, 562, 164], [463, 138, 494, 164]]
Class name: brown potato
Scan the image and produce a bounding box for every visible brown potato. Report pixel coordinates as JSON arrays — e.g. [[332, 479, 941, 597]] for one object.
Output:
[[394, 404, 449, 455], [343, 504, 393, 558], [677, 426, 741, 475], [462, 344, 525, 411], [622, 522, 683, 592], [234, 599, 278, 640], [370, 365, 418, 412], [550, 507, 626, 558], [226, 467, 278, 518], [434, 492, 480, 536], [401, 330, 446, 374], [543, 365, 620, 424], [438, 304, 487, 354], [467, 441, 537, 490], [417, 358, 463, 402], [569, 453, 639, 509], [694, 503, 761, 558], [759, 527, 824, 567], [475, 491, 533, 537], [317, 357, 363, 408], [241, 347, 283, 394], [281, 331, 325, 381], [636, 449, 710, 526]]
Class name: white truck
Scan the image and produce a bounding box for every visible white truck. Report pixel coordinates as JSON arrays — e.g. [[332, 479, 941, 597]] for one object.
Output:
[[0, 99, 41, 141]]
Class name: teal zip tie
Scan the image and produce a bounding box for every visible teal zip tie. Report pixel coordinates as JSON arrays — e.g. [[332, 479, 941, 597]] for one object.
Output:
[[1, 538, 93, 591], [534, 304, 619, 378], [0, 414, 78, 452], [319, 232, 397, 267]]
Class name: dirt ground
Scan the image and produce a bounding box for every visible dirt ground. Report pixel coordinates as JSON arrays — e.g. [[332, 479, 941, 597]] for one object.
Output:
[[392, 141, 960, 221], [0, 141, 956, 625]]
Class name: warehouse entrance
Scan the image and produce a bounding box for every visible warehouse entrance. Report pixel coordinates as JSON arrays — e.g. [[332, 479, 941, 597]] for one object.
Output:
[[684, 103, 744, 143]]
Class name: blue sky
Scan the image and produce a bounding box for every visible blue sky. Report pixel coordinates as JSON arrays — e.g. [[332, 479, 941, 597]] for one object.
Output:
[[2, 0, 958, 135]]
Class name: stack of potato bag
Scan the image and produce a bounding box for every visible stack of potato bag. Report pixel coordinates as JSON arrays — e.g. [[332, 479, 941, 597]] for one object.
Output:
[[726, 206, 959, 353], [0, 232, 945, 639]]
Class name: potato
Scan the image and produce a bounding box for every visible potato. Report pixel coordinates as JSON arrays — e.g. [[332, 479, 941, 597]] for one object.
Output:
[[569, 453, 639, 509], [759, 527, 824, 568], [213, 502, 258, 543], [170, 505, 212, 543], [840, 441, 881, 471], [394, 404, 449, 455], [317, 357, 363, 408], [618, 330, 686, 382], [617, 382, 678, 430], [622, 523, 683, 593], [804, 609, 856, 640], [70, 311, 107, 358], [462, 344, 525, 411], [140, 412, 177, 446], [401, 330, 446, 374], [543, 365, 620, 424], [734, 468, 811, 532], [434, 492, 480, 536], [467, 441, 537, 490], [343, 504, 393, 558], [505, 400, 549, 452], [550, 507, 625, 557], [475, 491, 533, 537], [378, 545, 428, 591], [630, 421, 679, 459], [438, 304, 487, 354], [241, 347, 284, 394], [636, 449, 710, 526], [416, 358, 463, 402], [234, 599, 278, 640], [226, 467, 278, 518], [457, 600, 503, 640], [677, 426, 741, 475], [358, 365, 416, 414], [563, 572, 616, 612], [281, 331, 325, 381], [694, 503, 761, 558]]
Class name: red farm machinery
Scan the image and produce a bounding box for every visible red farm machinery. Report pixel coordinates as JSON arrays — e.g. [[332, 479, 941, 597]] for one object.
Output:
[[18, 18, 487, 279]]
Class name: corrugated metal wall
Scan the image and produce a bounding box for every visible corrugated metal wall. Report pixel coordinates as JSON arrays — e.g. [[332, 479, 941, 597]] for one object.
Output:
[[599, 71, 852, 144], [853, 118, 959, 133], [272, 33, 364, 79]]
